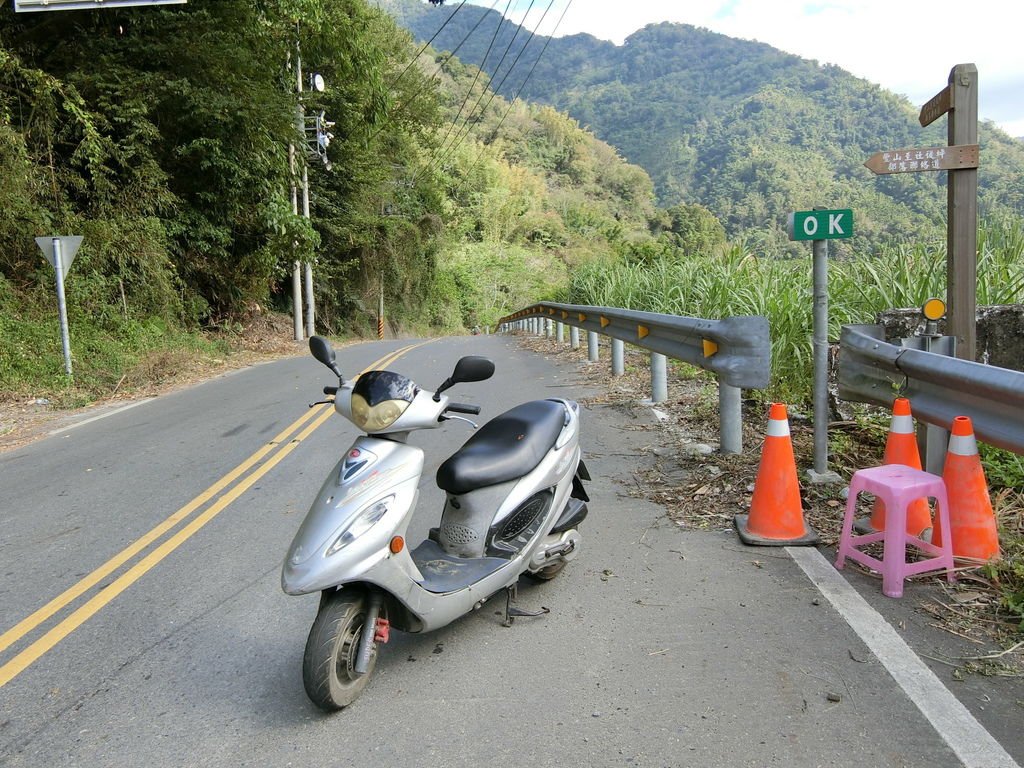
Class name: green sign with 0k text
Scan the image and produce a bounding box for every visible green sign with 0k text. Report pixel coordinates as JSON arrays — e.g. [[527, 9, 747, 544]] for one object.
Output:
[[787, 209, 854, 241]]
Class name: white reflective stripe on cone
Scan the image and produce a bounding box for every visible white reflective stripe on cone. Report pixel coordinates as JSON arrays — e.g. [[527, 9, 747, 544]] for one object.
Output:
[[948, 433, 978, 457], [890, 414, 914, 434], [766, 418, 790, 438]]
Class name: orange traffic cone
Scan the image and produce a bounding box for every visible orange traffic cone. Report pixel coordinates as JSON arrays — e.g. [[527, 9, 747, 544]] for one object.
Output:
[[933, 416, 1000, 561], [863, 398, 932, 536], [735, 403, 818, 546]]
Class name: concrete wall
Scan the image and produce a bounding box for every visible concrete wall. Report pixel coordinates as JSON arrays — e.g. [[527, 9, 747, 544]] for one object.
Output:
[[876, 304, 1024, 371]]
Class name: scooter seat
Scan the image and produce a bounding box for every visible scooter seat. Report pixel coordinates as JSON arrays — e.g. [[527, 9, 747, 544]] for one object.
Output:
[[436, 399, 567, 494]]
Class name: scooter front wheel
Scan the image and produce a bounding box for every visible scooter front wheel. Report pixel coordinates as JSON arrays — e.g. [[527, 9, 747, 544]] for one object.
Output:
[[302, 591, 377, 711]]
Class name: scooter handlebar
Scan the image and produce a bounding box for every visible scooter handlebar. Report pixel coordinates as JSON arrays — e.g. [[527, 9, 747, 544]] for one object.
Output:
[[445, 402, 480, 415], [323, 385, 339, 396]]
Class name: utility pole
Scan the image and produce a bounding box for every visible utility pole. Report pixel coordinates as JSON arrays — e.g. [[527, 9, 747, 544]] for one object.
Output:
[[288, 39, 304, 342], [289, 32, 320, 340]]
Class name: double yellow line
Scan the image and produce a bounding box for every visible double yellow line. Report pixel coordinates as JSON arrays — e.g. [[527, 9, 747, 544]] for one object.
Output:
[[0, 341, 430, 689]]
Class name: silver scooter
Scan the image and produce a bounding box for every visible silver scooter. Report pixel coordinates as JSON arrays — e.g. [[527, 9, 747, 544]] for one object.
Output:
[[282, 337, 589, 711]]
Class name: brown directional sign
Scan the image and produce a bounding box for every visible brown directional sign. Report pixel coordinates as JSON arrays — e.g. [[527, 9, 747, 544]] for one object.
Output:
[[864, 144, 978, 175], [919, 84, 952, 127]]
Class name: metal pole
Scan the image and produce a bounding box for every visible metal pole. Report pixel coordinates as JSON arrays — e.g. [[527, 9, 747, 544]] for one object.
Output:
[[292, 261, 303, 342], [809, 238, 840, 483], [570, 326, 579, 349], [650, 353, 667, 403], [556, 322, 564, 343], [301, 162, 313, 337], [52, 238, 73, 376], [587, 331, 599, 362], [611, 338, 624, 376], [920, 329, 953, 475], [719, 382, 742, 454], [298, 44, 315, 338], [288, 44, 303, 342], [304, 260, 314, 337]]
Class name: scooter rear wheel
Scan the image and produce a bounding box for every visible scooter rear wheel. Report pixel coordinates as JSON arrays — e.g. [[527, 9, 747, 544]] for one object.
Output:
[[302, 591, 376, 711]]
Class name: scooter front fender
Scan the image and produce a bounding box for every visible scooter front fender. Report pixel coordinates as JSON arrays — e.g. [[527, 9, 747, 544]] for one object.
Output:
[[281, 475, 422, 596]]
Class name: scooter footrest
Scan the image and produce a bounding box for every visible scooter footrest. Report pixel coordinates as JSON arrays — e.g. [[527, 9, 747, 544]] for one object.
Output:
[[410, 540, 509, 594]]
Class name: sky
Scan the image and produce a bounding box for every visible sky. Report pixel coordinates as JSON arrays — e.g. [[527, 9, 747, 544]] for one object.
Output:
[[463, 0, 1024, 138]]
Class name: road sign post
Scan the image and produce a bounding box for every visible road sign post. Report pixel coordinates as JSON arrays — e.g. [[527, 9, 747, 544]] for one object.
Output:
[[787, 209, 852, 484], [35, 235, 83, 377]]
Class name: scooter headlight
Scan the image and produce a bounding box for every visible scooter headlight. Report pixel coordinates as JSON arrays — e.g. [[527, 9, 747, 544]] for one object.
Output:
[[326, 496, 394, 556], [350, 393, 410, 432]]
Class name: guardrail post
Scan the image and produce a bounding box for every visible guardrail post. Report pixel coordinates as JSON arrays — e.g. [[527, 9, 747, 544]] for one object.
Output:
[[570, 326, 579, 349], [587, 331, 599, 362], [546, 319, 553, 338], [719, 383, 742, 454], [556, 322, 564, 343], [650, 353, 667, 403], [611, 338, 624, 376]]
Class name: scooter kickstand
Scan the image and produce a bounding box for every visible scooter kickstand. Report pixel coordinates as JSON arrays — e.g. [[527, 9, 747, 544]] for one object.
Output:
[[502, 584, 550, 627]]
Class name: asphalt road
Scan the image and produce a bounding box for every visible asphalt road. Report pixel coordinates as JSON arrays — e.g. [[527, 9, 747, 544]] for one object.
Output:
[[1, 335, 1021, 767]]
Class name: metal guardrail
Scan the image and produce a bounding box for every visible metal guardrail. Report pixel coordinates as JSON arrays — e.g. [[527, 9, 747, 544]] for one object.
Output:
[[838, 323, 1024, 456], [498, 302, 771, 454], [499, 303, 770, 389]]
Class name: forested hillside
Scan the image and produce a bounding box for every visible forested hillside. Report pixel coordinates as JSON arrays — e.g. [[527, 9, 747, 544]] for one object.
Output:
[[385, 0, 1024, 248], [0, 0, 653, 399]]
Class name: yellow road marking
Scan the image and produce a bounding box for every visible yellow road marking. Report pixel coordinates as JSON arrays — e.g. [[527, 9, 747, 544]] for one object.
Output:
[[0, 403, 324, 657], [0, 340, 432, 688]]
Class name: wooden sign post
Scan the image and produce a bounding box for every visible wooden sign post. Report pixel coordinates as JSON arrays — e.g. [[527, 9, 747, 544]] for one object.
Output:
[[941, 64, 979, 362], [865, 64, 979, 361]]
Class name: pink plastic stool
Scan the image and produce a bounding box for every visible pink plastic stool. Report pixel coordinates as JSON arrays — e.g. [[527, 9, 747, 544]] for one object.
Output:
[[836, 465, 955, 598]]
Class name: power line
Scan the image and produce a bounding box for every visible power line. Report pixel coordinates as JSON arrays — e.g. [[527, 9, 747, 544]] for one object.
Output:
[[433, 0, 510, 154], [425, 0, 550, 178], [386, 0, 468, 94], [420, 0, 541, 178], [479, 0, 570, 148], [424, 0, 499, 82], [370, 0, 493, 143], [431, 0, 537, 161], [462, 0, 573, 180]]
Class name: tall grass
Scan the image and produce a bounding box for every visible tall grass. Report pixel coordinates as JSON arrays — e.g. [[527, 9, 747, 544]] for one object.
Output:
[[568, 217, 1024, 403]]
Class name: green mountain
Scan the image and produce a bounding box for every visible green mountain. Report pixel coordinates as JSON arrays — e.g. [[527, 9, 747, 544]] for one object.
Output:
[[383, 0, 1024, 247]]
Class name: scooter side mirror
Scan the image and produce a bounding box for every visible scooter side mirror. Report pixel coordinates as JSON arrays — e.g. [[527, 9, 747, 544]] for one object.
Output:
[[309, 336, 343, 380], [451, 356, 494, 383], [434, 356, 494, 400]]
